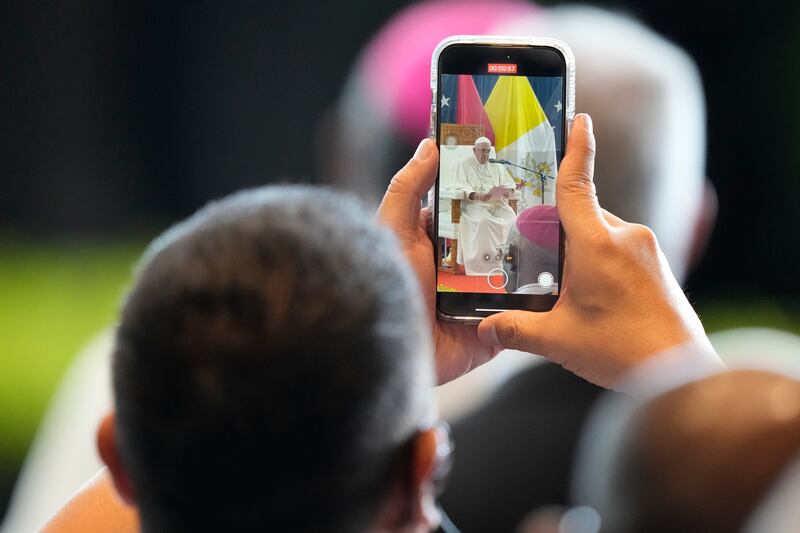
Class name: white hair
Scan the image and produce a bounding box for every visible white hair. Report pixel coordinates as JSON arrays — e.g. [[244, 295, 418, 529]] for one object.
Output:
[[499, 6, 707, 282]]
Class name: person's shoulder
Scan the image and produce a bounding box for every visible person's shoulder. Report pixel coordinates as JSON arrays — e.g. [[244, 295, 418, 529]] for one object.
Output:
[[454, 154, 473, 170]]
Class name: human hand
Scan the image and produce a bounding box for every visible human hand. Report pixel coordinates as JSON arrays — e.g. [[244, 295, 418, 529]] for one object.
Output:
[[477, 114, 720, 389], [377, 140, 499, 384]]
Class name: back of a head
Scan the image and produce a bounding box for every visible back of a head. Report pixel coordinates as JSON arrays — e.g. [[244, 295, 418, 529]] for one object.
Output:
[[577, 369, 800, 533], [112, 186, 433, 532], [327, 3, 706, 281]]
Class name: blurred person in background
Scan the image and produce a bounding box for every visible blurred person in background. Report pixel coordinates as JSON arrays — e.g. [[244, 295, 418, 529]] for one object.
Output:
[[323, 3, 715, 531], [571, 367, 800, 533], [323, 0, 713, 410], [502, 204, 559, 294], [325, 2, 709, 287]]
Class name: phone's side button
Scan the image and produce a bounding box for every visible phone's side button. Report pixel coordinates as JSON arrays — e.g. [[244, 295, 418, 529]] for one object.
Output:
[[429, 102, 436, 139]]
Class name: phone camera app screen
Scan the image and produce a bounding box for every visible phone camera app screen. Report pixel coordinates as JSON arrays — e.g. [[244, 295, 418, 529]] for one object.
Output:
[[436, 71, 564, 296]]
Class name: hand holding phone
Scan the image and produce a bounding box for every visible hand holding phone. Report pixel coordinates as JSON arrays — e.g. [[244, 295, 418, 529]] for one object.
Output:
[[378, 139, 498, 384], [378, 115, 720, 389], [476, 114, 721, 390]]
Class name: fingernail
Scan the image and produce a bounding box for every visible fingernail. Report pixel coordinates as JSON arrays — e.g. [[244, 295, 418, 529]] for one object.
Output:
[[477, 321, 501, 347], [414, 139, 433, 161], [576, 113, 593, 134]]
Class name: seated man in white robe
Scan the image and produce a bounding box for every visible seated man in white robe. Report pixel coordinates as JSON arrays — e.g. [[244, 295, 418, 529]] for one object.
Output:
[[451, 137, 517, 276]]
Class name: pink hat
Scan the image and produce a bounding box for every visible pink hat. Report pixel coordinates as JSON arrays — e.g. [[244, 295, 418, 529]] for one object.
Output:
[[516, 204, 559, 250], [358, 0, 539, 142]]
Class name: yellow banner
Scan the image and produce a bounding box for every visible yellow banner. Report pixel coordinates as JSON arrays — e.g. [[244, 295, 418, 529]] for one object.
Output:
[[484, 77, 547, 152]]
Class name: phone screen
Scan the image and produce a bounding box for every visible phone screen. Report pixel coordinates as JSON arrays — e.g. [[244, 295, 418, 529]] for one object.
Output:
[[434, 44, 568, 319]]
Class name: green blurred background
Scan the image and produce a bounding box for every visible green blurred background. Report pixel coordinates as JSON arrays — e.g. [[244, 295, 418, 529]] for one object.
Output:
[[0, 240, 142, 505], [0, 240, 141, 457]]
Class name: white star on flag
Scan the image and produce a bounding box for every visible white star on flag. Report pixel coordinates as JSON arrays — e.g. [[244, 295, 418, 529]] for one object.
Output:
[[554, 100, 562, 113], [441, 95, 450, 107]]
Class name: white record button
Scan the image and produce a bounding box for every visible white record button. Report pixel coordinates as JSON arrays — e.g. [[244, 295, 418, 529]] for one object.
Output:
[[538, 272, 554, 288], [487, 268, 509, 289]]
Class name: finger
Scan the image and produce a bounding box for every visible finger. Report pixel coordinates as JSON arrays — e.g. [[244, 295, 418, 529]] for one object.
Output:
[[377, 139, 439, 235], [556, 114, 604, 238], [477, 309, 553, 353]]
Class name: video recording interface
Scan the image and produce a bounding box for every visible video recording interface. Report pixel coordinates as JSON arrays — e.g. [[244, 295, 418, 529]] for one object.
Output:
[[436, 72, 564, 296]]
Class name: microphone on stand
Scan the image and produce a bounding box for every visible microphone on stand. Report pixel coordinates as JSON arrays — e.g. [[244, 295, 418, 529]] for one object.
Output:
[[489, 158, 553, 179], [487, 157, 554, 205]]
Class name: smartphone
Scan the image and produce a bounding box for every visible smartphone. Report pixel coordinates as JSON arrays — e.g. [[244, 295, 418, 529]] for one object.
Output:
[[431, 36, 574, 322]]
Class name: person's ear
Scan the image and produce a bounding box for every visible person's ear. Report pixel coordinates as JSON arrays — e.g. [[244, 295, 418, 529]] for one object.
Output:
[[373, 426, 452, 532], [406, 427, 449, 532], [97, 412, 136, 505], [687, 179, 718, 273]]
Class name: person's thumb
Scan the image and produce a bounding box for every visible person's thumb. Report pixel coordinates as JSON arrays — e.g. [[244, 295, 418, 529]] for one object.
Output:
[[557, 114, 604, 239], [477, 310, 553, 354], [377, 139, 438, 235]]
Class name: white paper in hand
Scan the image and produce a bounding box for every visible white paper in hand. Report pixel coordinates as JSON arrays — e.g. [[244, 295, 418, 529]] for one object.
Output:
[[487, 186, 512, 200]]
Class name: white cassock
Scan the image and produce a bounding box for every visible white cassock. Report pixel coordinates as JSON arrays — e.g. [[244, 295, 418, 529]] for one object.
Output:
[[451, 155, 517, 275]]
